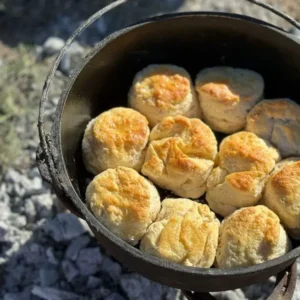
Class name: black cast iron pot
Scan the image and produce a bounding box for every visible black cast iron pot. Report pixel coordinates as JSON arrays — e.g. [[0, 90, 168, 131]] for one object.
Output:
[[37, 0, 300, 298]]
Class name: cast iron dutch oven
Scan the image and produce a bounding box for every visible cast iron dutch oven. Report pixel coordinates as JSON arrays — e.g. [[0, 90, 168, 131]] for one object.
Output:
[[37, 0, 300, 298]]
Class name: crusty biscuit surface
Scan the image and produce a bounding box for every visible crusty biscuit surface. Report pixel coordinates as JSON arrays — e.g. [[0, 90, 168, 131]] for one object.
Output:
[[262, 158, 300, 239], [129, 64, 201, 127], [86, 167, 161, 245], [196, 66, 264, 133], [246, 98, 300, 158], [206, 132, 280, 216], [142, 115, 217, 198], [141, 198, 220, 268], [82, 107, 149, 174], [216, 206, 291, 268]]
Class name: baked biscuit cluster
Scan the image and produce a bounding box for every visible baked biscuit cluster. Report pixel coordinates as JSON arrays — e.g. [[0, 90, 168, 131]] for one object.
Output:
[[82, 64, 300, 269]]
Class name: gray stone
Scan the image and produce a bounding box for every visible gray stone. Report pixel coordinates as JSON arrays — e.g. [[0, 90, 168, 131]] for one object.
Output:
[[0, 221, 9, 242], [0, 203, 11, 221], [4, 293, 23, 300], [5, 169, 23, 183], [65, 235, 91, 260], [46, 247, 59, 265], [95, 18, 108, 34], [4, 291, 28, 300], [165, 289, 181, 300], [39, 265, 60, 287], [23, 243, 47, 265], [8, 213, 26, 228], [86, 276, 101, 289], [31, 286, 83, 300], [24, 199, 36, 223], [31, 176, 43, 190], [31, 193, 54, 219], [105, 292, 126, 300], [43, 213, 86, 242], [67, 41, 84, 55], [12, 183, 26, 197], [120, 274, 145, 299], [71, 276, 91, 294], [100, 256, 122, 282], [76, 247, 102, 276], [43, 37, 65, 56], [62, 260, 79, 283]]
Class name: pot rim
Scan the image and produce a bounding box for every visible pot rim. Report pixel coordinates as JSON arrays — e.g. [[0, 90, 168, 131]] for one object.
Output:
[[52, 12, 300, 277]]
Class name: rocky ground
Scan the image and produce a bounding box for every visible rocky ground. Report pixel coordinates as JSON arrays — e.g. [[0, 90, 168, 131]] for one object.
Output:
[[1, 1, 300, 299]]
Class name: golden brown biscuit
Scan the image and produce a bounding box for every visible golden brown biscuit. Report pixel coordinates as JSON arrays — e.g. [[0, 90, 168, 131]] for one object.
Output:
[[86, 167, 161, 245], [206, 132, 280, 217], [218, 131, 280, 174], [128, 64, 201, 127], [262, 158, 300, 239], [142, 116, 217, 198], [82, 107, 149, 174], [195, 66, 264, 133], [140, 198, 220, 268], [216, 206, 291, 268], [246, 99, 300, 157]]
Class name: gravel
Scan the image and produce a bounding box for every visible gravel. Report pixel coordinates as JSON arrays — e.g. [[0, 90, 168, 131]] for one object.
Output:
[[1, 0, 300, 299]]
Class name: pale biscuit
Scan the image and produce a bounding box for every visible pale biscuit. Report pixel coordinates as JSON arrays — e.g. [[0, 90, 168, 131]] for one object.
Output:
[[140, 198, 220, 268], [142, 115, 217, 198], [246, 98, 300, 157], [206, 132, 280, 216], [195, 66, 264, 133], [216, 206, 291, 268], [128, 64, 201, 127], [86, 167, 161, 245], [262, 158, 300, 239], [82, 107, 149, 174]]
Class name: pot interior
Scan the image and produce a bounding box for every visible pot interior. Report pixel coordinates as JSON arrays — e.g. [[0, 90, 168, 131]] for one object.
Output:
[[60, 13, 300, 248]]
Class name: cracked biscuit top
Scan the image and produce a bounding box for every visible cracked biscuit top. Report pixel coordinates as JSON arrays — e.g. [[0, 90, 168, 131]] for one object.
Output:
[[142, 115, 217, 199], [128, 64, 201, 127], [246, 98, 300, 158], [140, 198, 220, 268]]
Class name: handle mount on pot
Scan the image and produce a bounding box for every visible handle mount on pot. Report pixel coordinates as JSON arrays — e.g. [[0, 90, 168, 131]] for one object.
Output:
[[183, 261, 297, 300]]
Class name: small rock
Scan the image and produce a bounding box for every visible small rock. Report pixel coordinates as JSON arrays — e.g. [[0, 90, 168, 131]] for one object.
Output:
[[8, 213, 26, 228], [120, 274, 144, 299], [39, 265, 60, 287], [62, 260, 79, 283], [95, 18, 108, 34], [0, 203, 11, 221], [42, 37, 65, 57], [31, 193, 54, 219], [59, 55, 71, 76], [5, 169, 23, 184], [86, 276, 101, 289], [46, 247, 59, 265], [59, 281, 71, 291], [91, 286, 112, 299], [100, 256, 122, 283], [76, 247, 102, 276], [31, 176, 43, 190], [43, 213, 86, 242], [24, 199, 36, 223], [22, 243, 46, 265], [31, 286, 83, 300], [4, 293, 23, 300], [65, 235, 90, 260], [105, 292, 126, 300], [67, 41, 84, 55], [0, 221, 9, 242], [12, 183, 26, 197], [70, 275, 89, 293]]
